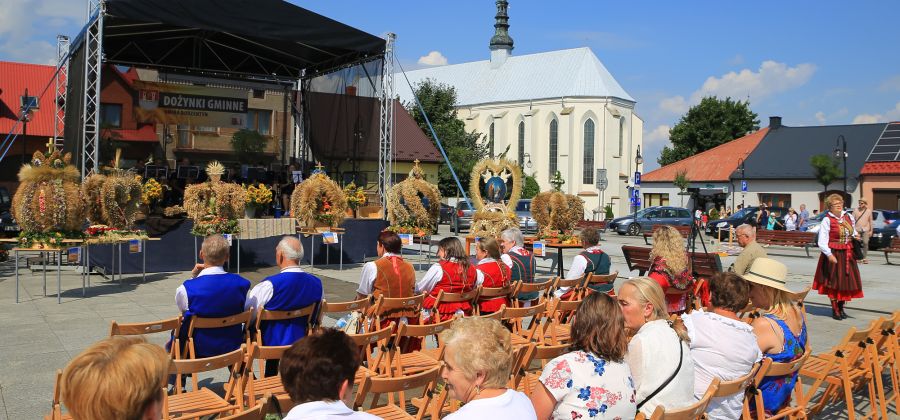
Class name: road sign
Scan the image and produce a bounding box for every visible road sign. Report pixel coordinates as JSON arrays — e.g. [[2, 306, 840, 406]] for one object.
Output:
[[596, 169, 608, 191], [634, 171, 641, 185], [741, 180, 748, 192], [723, 185, 729, 194]]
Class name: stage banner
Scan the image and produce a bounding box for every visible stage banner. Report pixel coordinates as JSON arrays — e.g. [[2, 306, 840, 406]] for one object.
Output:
[[132, 80, 248, 128]]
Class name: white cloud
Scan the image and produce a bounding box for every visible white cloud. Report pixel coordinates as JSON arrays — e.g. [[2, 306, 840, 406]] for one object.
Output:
[[644, 124, 671, 146], [691, 61, 816, 103], [879, 75, 900, 92], [852, 102, 900, 124], [659, 96, 688, 115], [417, 51, 448, 66], [0, 0, 84, 63], [728, 54, 744, 66], [815, 111, 826, 124]]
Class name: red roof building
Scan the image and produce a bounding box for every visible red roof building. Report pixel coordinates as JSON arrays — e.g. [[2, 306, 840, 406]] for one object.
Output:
[[642, 128, 768, 183]]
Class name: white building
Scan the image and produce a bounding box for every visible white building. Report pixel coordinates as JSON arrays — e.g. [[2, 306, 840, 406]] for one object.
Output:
[[396, 1, 643, 217]]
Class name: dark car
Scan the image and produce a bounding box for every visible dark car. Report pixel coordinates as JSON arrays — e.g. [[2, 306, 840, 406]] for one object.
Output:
[[870, 219, 900, 250], [0, 187, 19, 238], [439, 203, 454, 224], [611, 206, 693, 236], [706, 206, 788, 236], [451, 200, 475, 233]]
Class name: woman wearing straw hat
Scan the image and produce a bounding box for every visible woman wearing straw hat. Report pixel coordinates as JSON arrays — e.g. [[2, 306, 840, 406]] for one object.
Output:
[[812, 194, 862, 320], [744, 258, 808, 415]]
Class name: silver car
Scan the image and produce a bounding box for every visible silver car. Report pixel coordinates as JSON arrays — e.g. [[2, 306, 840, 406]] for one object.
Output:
[[451, 200, 474, 233], [516, 199, 538, 233]]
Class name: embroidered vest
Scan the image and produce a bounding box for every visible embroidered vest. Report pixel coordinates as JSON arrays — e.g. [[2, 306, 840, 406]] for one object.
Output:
[[477, 260, 511, 288], [508, 250, 537, 300], [373, 256, 417, 319], [827, 213, 853, 250]]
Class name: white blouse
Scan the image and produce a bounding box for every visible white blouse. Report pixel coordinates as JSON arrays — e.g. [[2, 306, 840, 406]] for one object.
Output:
[[624, 319, 695, 417], [816, 211, 858, 257]]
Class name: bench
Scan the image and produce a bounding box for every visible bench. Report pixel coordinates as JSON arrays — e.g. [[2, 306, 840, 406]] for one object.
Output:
[[621, 245, 723, 278], [576, 220, 608, 231], [755, 230, 817, 257], [884, 237, 900, 264], [642, 225, 693, 245]]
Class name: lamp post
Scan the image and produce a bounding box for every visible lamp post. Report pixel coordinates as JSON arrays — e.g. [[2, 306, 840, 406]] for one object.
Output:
[[737, 157, 746, 210], [20, 88, 34, 164], [833, 135, 848, 195], [521, 153, 533, 169], [633, 145, 643, 214]]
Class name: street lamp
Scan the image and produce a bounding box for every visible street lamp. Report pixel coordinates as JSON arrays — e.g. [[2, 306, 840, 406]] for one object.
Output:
[[635, 145, 643, 166], [521, 152, 533, 168], [833, 135, 848, 194], [737, 157, 746, 210], [632, 145, 643, 214]]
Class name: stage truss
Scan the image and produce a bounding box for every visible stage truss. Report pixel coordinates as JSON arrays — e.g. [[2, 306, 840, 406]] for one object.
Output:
[[378, 33, 396, 208], [80, 0, 104, 178], [54, 35, 70, 152]]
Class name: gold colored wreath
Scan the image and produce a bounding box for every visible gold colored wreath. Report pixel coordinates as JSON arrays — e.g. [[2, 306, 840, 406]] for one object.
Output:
[[184, 181, 247, 221], [531, 191, 585, 233], [290, 173, 347, 228], [100, 171, 143, 230], [468, 158, 523, 213], [387, 165, 441, 234], [470, 212, 520, 239]]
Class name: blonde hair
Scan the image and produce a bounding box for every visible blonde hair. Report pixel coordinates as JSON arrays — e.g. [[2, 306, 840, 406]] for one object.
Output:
[[757, 285, 801, 323], [826, 193, 844, 208], [201, 234, 230, 265], [61, 336, 170, 420], [622, 277, 690, 342], [649, 226, 688, 274], [476, 237, 502, 260], [440, 317, 512, 389]]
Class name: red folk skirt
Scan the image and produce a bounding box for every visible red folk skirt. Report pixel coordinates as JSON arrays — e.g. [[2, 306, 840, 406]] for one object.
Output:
[[478, 296, 509, 314], [422, 296, 473, 323], [813, 248, 863, 302]]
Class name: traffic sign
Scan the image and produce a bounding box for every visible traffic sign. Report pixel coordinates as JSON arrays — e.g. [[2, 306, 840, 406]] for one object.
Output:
[[634, 171, 641, 185], [596, 169, 608, 191], [741, 180, 748, 192]]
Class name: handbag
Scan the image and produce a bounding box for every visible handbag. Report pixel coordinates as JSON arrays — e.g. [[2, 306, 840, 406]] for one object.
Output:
[[852, 237, 865, 260], [636, 328, 684, 412]]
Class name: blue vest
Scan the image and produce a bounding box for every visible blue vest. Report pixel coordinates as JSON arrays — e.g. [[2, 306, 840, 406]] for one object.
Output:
[[179, 273, 251, 358], [580, 250, 613, 293], [259, 271, 323, 346], [508, 251, 537, 301]]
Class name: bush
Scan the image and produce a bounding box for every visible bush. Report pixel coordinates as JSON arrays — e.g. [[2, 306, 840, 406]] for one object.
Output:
[[522, 174, 540, 199], [604, 204, 614, 220]]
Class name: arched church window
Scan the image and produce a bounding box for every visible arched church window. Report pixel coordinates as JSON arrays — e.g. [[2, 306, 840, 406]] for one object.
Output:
[[549, 119, 558, 181], [489, 121, 495, 157], [583, 119, 595, 184], [518, 121, 525, 166]]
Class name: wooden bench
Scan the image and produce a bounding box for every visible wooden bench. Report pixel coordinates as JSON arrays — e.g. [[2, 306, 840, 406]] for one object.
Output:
[[575, 220, 608, 232], [755, 230, 817, 257], [621, 245, 722, 278], [884, 237, 900, 264], [642, 224, 693, 245]]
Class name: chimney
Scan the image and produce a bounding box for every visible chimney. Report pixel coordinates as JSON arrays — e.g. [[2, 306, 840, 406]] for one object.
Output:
[[769, 116, 782, 129], [489, 0, 513, 69]]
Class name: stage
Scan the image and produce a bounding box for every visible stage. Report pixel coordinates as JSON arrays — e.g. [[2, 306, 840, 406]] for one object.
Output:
[[87, 217, 388, 274]]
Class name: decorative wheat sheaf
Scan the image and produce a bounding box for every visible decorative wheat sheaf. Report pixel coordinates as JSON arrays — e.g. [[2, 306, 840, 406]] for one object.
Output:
[[99, 171, 143, 230], [532, 191, 585, 232], [12, 150, 86, 233], [290, 173, 347, 228], [387, 163, 441, 234]]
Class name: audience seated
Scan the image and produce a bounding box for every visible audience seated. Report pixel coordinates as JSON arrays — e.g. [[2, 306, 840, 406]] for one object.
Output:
[[356, 230, 417, 327], [647, 226, 696, 313], [246, 236, 323, 375], [440, 317, 537, 419], [530, 293, 636, 419], [61, 336, 170, 420], [559, 227, 612, 297], [171, 234, 251, 358], [745, 258, 808, 415], [619, 277, 695, 416], [474, 237, 512, 314], [499, 228, 537, 303], [418, 237, 478, 322], [681, 272, 762, 419], [279, 329, 379, 419]]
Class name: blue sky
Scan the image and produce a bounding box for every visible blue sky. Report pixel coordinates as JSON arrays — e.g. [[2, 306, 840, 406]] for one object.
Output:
[[3, 0, 898, 170]]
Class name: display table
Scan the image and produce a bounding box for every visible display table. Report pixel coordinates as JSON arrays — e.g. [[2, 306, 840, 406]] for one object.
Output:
[[11, 240, 83, 304], [526, 241, 583, 277], [298, 228, 345, 270]]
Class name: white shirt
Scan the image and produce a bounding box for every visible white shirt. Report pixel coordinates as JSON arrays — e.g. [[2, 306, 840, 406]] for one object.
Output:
[[175, 266, 227, 313], [356, 252, 400, 295], [500, 246, 528, 269], [784, 214, 798, 231], [244, 266, 304, 311], [283, 400, 380, 420], [625, 319, 695, 417], [682, 310, 762, 420], [443, 389, 537, 420], [817, 211, 858, 257], [564, 246, 602, 280]]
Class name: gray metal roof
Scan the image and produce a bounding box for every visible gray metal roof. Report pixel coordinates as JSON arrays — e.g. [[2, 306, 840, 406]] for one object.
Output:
[[741, 123, 886, 180], [395, 47, 634, 107]]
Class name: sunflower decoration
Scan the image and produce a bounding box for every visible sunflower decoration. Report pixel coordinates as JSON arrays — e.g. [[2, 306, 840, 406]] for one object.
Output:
[[343, 182, 367, 211], [387, 160, 441, 235], [291, 164, 347, 229], [532, 190, 584, 240], [184, 161, 246, 236], [244, 183, 273, 209], [141, 178, 163, 205]]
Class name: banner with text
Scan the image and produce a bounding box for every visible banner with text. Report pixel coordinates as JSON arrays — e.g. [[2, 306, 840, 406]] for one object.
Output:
[[133, 80, 248, 128]]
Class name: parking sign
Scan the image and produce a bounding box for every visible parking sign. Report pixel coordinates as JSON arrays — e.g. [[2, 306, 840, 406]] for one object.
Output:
[[741, 180, 748, 192]]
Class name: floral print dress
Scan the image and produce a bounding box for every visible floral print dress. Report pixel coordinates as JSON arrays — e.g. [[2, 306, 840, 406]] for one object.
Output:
[[539, 350, 636, 419]]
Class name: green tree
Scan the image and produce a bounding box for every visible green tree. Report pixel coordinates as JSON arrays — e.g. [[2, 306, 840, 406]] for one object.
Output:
[[407, 79, 488, 196], [230, 129, 267, 164], [658, 97, 760, 166], [673, 169, 690, 206], [810, 154, 842, 192], [522, 173, 540, 198]]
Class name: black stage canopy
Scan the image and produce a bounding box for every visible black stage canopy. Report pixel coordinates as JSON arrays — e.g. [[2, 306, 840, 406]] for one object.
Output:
[[100, 0, 385, 79]]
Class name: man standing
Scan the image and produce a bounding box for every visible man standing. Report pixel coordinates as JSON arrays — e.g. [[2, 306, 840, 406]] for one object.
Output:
[[798, 204, 810, 232], [172, 234, 251, 358], [853, 199, 873, 264], [500, 228, 536, 303], [246, 236, 323, 375], [730, 224, 768, 275]]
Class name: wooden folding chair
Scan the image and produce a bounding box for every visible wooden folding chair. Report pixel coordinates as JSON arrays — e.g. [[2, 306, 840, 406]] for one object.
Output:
[[711, 362, 762, 419], [550, 275, 584, 300], [318, 297, 371, 332], [347, 321, 395, 382], [583, 271, 619, 297], [429, 288, 479, 322], [513, 278, 554, 307], [109, 317, 181, 357], [539, 298, 582, 345], [372, 294, 426, 328], [501, 301, 548, 346], [508, 343, 537, 389], [164, 345, 246, 420], [218, 394, 269, 420], [353, 366, 444, 420], [186, 309, 252, 359], [44, 370, 71, 420], [638, 378, 720, 420], [478, 304, 506, 321], [518, 342, 570, 396], [801, 320, 881, 419], [872, 315, 899, 415], [753, 349, 811, 420], [253, 301, 318, 345], [243, 343, 290, 406], [388, 318, 455, 377], [475, 282, 517, 315]]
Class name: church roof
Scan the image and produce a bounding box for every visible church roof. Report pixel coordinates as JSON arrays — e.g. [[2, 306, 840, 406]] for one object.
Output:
[[396, 47, 634, 107]]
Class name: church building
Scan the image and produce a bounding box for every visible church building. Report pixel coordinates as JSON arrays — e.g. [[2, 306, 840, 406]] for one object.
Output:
[[396, 1, 643, 218]]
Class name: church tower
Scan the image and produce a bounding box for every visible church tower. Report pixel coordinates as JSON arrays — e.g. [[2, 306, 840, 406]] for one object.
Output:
[[489, 0, 513, 68]]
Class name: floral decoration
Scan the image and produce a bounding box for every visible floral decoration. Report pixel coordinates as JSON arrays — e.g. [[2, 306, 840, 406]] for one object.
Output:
[[244, 183, 273, 208], [343, 182, 367, 210], [142, 177, 163, 205], [291, 172, 347, 228]]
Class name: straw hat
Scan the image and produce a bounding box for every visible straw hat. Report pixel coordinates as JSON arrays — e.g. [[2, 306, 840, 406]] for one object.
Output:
[[743, 258, 798, 293]]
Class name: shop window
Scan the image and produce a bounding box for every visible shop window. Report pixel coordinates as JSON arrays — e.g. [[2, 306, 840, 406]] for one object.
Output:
[[643, 193, 670, 207], [246, 109, 272, 135], [757, 193, 791, 208]]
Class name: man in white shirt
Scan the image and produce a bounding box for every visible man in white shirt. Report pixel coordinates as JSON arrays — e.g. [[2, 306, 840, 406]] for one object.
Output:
[[558, 227, 612, 296], [280, 329, 380, 420]]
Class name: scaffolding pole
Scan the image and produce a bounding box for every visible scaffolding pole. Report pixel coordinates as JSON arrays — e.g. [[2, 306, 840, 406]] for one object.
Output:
[[80, 0, 103, 179], [54, 35, 70, 151], [378, 33, 396, 207]]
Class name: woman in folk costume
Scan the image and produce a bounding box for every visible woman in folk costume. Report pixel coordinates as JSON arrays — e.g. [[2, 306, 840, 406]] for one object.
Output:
[[813, 194, 863, 320], [474, 237, 511, 314], [500, 228, 538, 304], [648, 226, 698, 314], [418, 237, 478, 323]]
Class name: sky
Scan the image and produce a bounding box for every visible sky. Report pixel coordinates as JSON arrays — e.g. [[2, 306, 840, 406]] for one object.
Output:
[[3, 0, 899, 171]]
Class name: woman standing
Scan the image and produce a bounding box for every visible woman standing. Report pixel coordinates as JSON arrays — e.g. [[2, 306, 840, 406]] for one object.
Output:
[[417, 237, 477, 322], [756, 204, 769, 230], [813, 194, 863, 320], [648, 226, 695, 314], [474, 237, 511, 314], [783, 209, 798, 231]]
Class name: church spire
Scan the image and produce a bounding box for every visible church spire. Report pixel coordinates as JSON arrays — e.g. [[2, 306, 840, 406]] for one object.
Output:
[[489, 0, 513, 67]]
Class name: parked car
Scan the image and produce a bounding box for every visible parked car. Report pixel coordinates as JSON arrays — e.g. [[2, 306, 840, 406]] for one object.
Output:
[[873, 209, 900, 230], [802, 212, 827, 232], [870, 219, 900, 250], [0, 187, 18, 238], [611, 206, 692, 236], [439, 203, 454, 225], [451, 200, 474, 233], [706, 206, 788, 236], [515, 199, 538, 233]]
